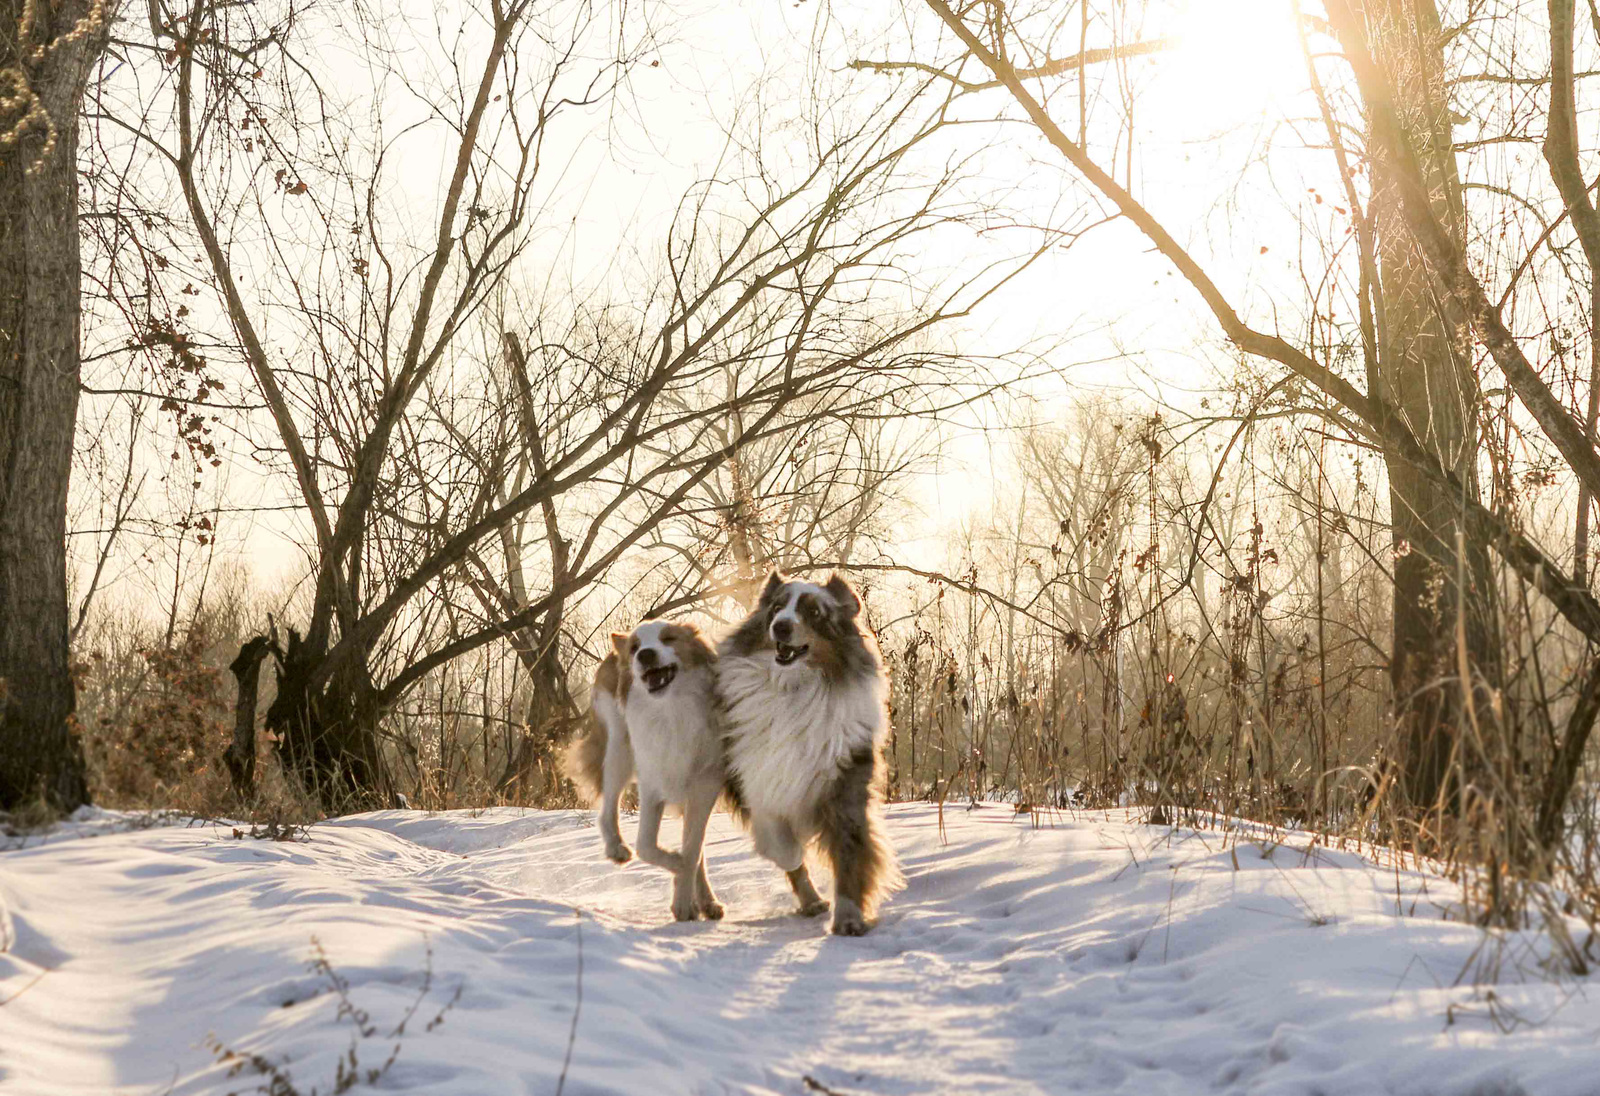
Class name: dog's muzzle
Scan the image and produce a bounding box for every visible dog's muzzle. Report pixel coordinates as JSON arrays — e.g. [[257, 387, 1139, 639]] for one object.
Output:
[[641, 664, 678, 693], [774, 642, 809, 666]]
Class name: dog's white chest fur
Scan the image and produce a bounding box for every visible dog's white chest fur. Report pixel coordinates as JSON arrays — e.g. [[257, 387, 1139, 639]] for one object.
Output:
[[719, 654, 886, 826], [623, 667, 722, 797]]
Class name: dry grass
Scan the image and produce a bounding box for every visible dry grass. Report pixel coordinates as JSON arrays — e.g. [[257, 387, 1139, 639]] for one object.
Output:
[[61, 403, 1600, 960]]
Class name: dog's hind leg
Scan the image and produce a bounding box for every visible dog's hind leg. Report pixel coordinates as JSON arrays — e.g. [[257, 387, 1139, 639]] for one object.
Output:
[[675, 781, 722, 922], [786, 865, 829, 918], [632, 788, 684, 876], [753, 816, 828, 916], [695, 859, 724, 920], [597, 710, 635, 864]]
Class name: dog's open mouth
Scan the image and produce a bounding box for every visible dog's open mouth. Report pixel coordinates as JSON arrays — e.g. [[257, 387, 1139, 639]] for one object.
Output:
[[774, 643, 810, 666], [642, 664, 678, 694]]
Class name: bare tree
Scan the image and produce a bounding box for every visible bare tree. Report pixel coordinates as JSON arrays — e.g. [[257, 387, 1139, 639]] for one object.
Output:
[[91, 0, 1041, 809], [1335, 0, 1498, 810], [874, 0, 1600, 842], [0, 0, 112, 812]]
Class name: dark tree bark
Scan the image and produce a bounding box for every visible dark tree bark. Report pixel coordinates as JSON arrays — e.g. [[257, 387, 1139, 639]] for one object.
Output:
[[1341, 0, 1501, 814], [0, 0, 108, 812], [495, 334, 581, 801], [495, 619, 581, 803], [226, 635, 276, 797], [266, 629, 390, 812]]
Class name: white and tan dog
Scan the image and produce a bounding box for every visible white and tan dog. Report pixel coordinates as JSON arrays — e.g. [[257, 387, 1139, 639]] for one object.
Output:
[[718, 571, 901, 935], [564, 620, 725, 921]]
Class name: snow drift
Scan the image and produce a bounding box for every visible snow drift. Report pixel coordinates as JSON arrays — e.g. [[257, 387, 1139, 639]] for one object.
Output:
[[1, 803, 1596, 1095]]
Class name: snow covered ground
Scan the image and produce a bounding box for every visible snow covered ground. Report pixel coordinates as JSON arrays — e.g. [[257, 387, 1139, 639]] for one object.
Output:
[[2, 802, 1597, 1095]]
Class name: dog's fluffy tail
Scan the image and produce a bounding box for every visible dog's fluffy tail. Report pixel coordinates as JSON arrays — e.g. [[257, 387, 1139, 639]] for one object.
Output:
[[859, 802, 907, 918], [561, 711, 608, 805], [832, 796, 904, 921], [818, 751, 905, 921]]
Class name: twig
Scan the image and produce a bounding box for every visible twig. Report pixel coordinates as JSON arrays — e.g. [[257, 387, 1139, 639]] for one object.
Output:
[[553, 907, 584, 1096], [0, 968, 50, 1008]]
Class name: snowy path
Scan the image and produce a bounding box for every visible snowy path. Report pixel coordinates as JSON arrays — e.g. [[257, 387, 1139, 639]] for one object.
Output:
[[1, 804, 1597, 1095]]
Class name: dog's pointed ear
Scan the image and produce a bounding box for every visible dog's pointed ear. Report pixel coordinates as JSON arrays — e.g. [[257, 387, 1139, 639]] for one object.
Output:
[[760, 569, 787, 603], [610, 631, 631, 657], [825, 572, 861, 617]]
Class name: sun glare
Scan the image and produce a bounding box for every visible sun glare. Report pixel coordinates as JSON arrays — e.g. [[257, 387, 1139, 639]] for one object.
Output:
[[1164, 0, 1309, 127]]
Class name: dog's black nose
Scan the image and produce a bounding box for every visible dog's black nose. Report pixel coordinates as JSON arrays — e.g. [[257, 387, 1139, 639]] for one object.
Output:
[[637, 647, 658, 667], [772, 619, 793, 642]]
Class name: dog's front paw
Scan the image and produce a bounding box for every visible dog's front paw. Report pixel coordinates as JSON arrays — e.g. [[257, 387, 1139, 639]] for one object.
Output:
[[698, 899, 725, 921], [795, 898, 831, 918], [830, 899, 868, 936], [605, 840, 634, 864], [672, 896, 699, 922]]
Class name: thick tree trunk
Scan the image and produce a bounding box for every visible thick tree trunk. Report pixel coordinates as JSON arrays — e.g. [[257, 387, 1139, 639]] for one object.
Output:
[[226, 636, 276, 797], [1356, 0, 1500, 814], [496, 612, 580, 802], [0, 1, 106, 812], [266, 629, 389, 812]]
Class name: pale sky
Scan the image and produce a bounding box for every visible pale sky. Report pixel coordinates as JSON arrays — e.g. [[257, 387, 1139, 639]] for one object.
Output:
[[73, 0, 1331, 616]]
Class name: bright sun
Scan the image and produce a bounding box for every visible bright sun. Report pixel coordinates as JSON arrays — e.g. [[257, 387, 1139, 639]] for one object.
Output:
[[1163, 0, 1310, 127]]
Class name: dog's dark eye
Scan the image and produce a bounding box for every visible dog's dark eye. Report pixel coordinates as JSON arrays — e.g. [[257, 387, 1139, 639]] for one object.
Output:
[[631, 639, 640, 652]]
